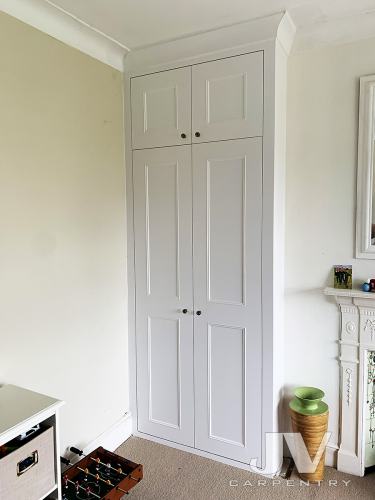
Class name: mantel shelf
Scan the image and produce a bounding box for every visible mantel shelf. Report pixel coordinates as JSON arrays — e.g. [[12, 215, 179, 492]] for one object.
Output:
[[324, 286, 375, 300]]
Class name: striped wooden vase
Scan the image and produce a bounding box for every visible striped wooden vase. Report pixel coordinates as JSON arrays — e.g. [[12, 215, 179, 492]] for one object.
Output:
[[289, 387, 329, 482], [289, 408, 329, 482]]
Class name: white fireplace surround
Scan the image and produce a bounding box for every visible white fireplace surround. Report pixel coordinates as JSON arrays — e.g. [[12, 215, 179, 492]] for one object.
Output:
[[324, 286, 375, 476]]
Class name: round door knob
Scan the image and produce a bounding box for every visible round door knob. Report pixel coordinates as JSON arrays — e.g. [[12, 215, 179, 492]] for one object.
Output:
[[182, 308, 188, 314], [196, 310, 202, 316], [181, 133, 187, 139], [195, 131, 201, 138]]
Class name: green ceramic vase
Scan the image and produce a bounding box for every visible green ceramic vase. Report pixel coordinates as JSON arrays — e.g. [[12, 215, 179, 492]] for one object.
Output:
[[289, 386, 328, 416]]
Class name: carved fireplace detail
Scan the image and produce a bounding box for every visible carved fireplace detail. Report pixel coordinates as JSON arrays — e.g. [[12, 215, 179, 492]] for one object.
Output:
[[324, 287, 375, 476]]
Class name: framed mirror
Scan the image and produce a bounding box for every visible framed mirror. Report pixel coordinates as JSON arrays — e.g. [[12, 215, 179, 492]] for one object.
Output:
[[357, 75, 375, 259]]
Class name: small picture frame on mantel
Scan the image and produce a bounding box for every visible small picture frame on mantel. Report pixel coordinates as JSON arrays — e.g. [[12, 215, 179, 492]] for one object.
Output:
[[333, 265, 352, 289]]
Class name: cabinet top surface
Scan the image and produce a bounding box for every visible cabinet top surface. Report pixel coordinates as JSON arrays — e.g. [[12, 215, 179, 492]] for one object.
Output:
[[0, 384, 63, 438]]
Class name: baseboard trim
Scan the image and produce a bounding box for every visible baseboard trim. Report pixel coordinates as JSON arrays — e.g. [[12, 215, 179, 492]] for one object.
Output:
[[133, 432, 339, 473], [62, 413, 133, 467], [285, 442, 338, 468], [83, 413, 133, 455], [325, 443, 338, 468], [133, 430, 258, 473], [82, 421, 337, 472]]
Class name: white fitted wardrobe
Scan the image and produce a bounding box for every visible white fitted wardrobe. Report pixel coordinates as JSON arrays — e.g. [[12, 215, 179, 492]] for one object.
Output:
[[125, 12, 295, 474]]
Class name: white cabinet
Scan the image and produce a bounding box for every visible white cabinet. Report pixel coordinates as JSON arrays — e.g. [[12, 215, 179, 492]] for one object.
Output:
[[133, 146, 195, 446], [193, 138, 262, 462], [0, 385, 64, 500], [192, 52, 263, 143], [125, 12, 294, 473], [131, 67, 191, 149], [131, 52, 263, 148], [133, 138, 263, 463]]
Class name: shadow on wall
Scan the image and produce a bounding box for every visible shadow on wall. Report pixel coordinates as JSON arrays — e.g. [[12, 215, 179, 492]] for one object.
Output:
[[284, 269, 333, 298]]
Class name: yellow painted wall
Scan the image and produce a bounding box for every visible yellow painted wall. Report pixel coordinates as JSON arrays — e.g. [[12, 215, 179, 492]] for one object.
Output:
[[0, 11, 127, 452]]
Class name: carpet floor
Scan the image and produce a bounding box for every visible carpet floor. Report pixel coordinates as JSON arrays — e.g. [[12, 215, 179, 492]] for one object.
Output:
[[116, 437, 375, 499]]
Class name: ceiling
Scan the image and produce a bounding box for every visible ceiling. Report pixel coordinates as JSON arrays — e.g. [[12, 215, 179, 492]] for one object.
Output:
[[45, 0, 375, 52]]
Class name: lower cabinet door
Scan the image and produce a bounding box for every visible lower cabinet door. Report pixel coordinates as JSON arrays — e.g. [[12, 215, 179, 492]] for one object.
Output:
[[192, 138, 263, 464], [133, 138, 263, 461], [133, 146, 195, 446]]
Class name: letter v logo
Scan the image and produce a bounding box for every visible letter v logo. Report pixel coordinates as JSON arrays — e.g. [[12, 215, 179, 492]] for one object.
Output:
[[283, 432, 331, 473], [249, 432, 331, 476]]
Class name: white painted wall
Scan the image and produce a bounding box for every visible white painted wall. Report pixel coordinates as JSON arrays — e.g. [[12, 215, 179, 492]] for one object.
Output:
[[285, 36, 375, 449], [0, 12, 128, 452]]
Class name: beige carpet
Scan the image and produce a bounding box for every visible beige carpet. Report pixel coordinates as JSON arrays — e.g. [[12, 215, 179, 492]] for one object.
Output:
[[116, 437, 375, 499]]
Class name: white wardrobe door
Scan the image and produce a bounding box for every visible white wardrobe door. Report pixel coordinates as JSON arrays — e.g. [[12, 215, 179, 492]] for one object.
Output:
[[192, 52, 263, 143], [131, 67, 191, 149], [133, 146, 194, 446], [193, 138, 262, 464]]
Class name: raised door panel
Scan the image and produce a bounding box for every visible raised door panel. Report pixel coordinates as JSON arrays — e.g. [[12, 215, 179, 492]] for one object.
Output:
[[193, 138, 262, 464], [133, 146, 194, 445], [131, 68, 191, 149], [192, 52, 263, 143]]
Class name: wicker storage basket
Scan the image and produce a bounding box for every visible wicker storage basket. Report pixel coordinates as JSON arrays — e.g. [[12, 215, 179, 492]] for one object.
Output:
[[0, 427, 55, 500]]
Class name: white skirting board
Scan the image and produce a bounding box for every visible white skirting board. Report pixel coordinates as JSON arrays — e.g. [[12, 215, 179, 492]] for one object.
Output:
[[72, 414, 337, 472], [134, 431, 338, 474], [283, 442, 338, 469], [84, 413, 133, 455], [133, 430, 258, 473], [325, 444, 338, 468], [64, 413, 133, 463]]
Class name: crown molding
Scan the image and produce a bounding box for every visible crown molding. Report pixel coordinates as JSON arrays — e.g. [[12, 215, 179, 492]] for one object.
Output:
[[277, 11, 296, 56], [124, 12, 295, 76], [0, 0, 129, 70], [0, 2, 295, 73]]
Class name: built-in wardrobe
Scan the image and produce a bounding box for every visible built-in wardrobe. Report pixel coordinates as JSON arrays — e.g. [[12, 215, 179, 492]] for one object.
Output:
[[124, 12, 295, 474]]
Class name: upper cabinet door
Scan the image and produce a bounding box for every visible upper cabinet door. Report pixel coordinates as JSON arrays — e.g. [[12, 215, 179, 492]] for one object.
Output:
[[192, 52, 263, 143], [131, 67, 192, 149]]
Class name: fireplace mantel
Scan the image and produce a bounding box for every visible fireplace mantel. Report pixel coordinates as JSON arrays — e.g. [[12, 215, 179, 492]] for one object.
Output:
[[324, 287, 375, 476], [324, 286, 375, 301]]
